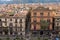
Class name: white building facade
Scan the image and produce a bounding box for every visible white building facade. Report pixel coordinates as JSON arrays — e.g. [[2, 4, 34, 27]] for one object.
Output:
[[0, 16, 26, 37]]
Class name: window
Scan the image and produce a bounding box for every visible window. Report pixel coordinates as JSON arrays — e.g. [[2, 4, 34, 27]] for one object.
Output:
[[20, 33, 22, 35], [46, 32, 49, 35], [10, 27, 13, 35], [2, 18, 5, 21], [10, 19, 12, 21], [0, 27, 2, 35], [40, 12, 43, 16], [40, 31, 43, 35], [21, 37, 23, 40], [33, 19, 37, 23], [57, 23, 59, 26], [14, 27, 17, 35], [3, 28, 8, 35], [3, 27, 8, 35], [48, 12, 50, 16], [20, 24, 22, 31], [20, 28, 22, 31], [56, 27, 59, 30], [0, 19, 1, 21], [0, 22, 2, 26], [47, 19, 50, 22], [15, 19, 17, 23], [56, 13, 58, 14], [34, 25, 36, 30], [57, 18, 60, 20], [34, 12, 36, 16], [32, 31, 37, 36], [26, 36, 29, 38], [40, 19, 44, 22], [20, 24, 22, 28], [9, 23, 13, 27], [20, 33, 22, 36], [20, 19, 22, 23]]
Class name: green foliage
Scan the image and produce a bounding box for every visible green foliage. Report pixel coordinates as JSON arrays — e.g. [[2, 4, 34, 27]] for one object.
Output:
[[9, 11, 15, 16], [14, 36, 20, 40], [44, 38, 48, 40], [0, 38, 2, 40], [37, 37, 40, 40], [6, 37, 10, 40], [40, 19, 49, 30]]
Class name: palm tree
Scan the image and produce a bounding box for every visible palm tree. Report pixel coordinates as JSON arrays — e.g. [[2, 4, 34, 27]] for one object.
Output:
[[40, 19, 49, 30]]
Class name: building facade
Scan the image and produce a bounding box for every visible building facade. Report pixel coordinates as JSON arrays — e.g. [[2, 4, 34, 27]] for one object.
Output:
[[0, 16, 26, 36], [0, 15, 27, 40], [54, 11, 60, 35], [0, 5, 29, 40], [30, 6, 56, 36]]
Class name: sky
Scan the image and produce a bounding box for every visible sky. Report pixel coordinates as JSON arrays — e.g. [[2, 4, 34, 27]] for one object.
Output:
[[0, 0, 60, 4], [1, 0, 12, 1]]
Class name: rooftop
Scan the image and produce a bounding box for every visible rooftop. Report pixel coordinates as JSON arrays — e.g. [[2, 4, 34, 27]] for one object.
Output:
[[0, 0, 60, 4], [32, 6, 56, 11], [0, 6, 29, 17]]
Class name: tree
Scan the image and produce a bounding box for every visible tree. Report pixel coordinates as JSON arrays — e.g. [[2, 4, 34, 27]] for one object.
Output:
[[7, 11, 15, 16], [44, 38, 48, 40], [14, 36, 20, 40], [37, 37, 40, 40], [6, 37, 10, 40], [40, 19, 49, 30], [0, 38, 2, 40]]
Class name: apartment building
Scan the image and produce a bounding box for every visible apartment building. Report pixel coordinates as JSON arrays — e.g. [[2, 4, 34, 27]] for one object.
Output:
[[30, 6, 56, 36], [0, 16, 25, 36], [0, 5, 29, 40], [54, 10, 60, 35]]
